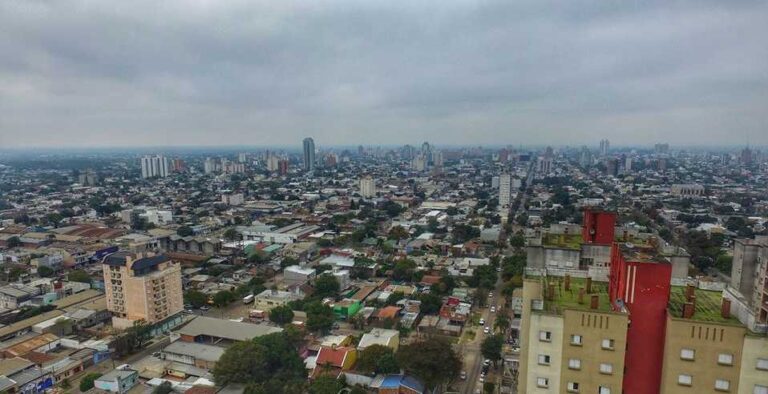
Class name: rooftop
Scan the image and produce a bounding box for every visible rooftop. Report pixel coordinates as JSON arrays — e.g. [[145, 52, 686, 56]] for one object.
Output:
[[539, 276, 614, 314], [175, 316, 282, 342], [542, 233, 582, 250], [668, 286, 741, 325]]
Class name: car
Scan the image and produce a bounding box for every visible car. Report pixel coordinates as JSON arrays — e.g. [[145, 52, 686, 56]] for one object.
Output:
[[490, 306, 496, 313], [200, 305, 210, 311], [512, 346, 521, 353], [152, 352, 161, 358], [478, 318, 485, 325], [484, 326, 491, 334], [478, 375, 485, 383], [483, 359, 491, 366], [460, 371, 467, 380]]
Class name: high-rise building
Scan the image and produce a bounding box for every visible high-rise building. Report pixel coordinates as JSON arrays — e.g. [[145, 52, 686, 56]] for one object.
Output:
[[102, 252, 183, 329], [303, 137, 316, 172], [518, 236, 768, 394], [599, 139, 610, 156], [266, 154, 280, 172], [141, 155, 169, 178], [78, 169, 98, 186], [359, 175, 376, 198], [499, 172, 511, 210], [278, 159, 289, 176]]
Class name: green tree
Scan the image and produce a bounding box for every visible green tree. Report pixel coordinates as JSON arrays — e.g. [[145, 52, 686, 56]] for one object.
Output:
[[214, 341, 270, 385], [305, 301, 335, 333], [314, 274, 340, 299], [184, 290, 208, 308], [37, 265, 55, 277], [152, 381, 174, 394], [80, 373, 102, 392], [417, 292, 442, 314], [396, 337, 461, 389], [509, 233, 525, 249], [388, 225, 410, 240], [6, 236, 22, 248], [213, 290, 235, 308], [280, 256, 299, 268], [67, 269, 92, 284], [356, 344, 400, 374], [213, 331, 305, 387], [177, 225, 194, 237], [386, 291, 405, 306], [269, 305, 295, 325], [392, 259, 417, 281], [494, 314, 511, 332], [481, 334, 504, 365], [308, 376, 344, 394], [223, 228, 241, 242]]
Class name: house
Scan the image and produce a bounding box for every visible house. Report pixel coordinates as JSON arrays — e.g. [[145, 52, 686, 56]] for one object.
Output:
[[253, 289, 302, 311], [331, 299, 362, 320], [94, 369, 139, 394], [311, 346, 357, 378], [174, 316, 282, 345], [358, 328, 400, 352], [161, 341, 225, 370], [283, 265, 316, 287], [370, 374, 426, 394]]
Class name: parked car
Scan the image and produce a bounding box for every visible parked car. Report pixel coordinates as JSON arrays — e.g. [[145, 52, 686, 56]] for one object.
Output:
[[484, 326, 491, 334], [490, 306, 496, 313], [479, 318, 485, 325], [460, 371, 467, 380]]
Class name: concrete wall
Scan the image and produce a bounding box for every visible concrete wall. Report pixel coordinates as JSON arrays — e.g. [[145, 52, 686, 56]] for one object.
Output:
[[738, 335, 768, 394]]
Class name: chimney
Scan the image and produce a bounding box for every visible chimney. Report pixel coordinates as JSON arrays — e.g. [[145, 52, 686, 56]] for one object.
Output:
[[721, 298, 731, 319], [685, 284, 695, 301], [564, 275, 571, 291], [682, 302, 695, 318], [590, 295, 599, 309], [578, 288, 585, 304], [690, 295, 696, 312], [547, 283, 555, 301], [585, 277, 592, 294]]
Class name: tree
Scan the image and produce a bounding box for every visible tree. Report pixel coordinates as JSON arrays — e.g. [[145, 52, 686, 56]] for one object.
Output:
[[6, 236, 22, 248], [481, 334, 504, 365], [223, 228, 241, 242], [314, 274, 340, 299], [494, 314, 511, 332], [80, 373, 102, 392], [152, 381, 174, 394], [308, 376, 344, 394], [417, 293, 442, 315], [280, 256, 299, 268], [213, 331, 305, 387], [386, 291, 405, 306], [269, 305, 295, 325], [184, 290, 208, 308], [396, 337, 461, 389], [67, 269, 92, 284], [392, 259, 417, 281], [509, 233, 525, 249], [177, 225, 194, 237], [388, 225, 410, 240], [213, 290, 235, 308], [305, 301, 335, 333], [37, 265, 55, 277], [357, 344, 400, 374]]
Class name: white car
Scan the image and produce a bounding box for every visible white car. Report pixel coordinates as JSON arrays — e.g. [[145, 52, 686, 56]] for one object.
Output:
[[479, 318, 485, 325], [484, 326, 491, 334], [490, 306, 496, 313]]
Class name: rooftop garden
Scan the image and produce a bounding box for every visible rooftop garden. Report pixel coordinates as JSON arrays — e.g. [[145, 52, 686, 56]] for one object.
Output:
[[538, 276, 614, 314], [668, 286, 741, 325], [541, 233, 582, 250]]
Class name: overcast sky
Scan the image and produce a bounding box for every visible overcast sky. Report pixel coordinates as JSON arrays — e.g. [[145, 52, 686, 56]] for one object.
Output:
[[1, 0, 766, 148]]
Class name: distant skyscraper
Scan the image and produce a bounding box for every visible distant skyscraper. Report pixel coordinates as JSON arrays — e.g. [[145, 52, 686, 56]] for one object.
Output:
[[499, 172, 511, 210], [359, 175, 376, 198], [303, 137, 316, 172], [141, 155, 169, 178], [599, 139, 610, 156]]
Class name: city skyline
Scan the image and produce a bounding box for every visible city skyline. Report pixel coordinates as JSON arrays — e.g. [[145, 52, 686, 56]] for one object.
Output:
[[1, 1, 767, 148]]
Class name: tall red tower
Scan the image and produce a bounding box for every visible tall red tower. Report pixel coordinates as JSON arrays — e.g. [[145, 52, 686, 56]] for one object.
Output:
[[582, 209, 616, 244], [609, 244, 672, 394]]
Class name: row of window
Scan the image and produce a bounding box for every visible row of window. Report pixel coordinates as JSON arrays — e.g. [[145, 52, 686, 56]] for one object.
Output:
[[677, 375, 731, 391], [539, 331, 615, 350], [536, 378, 611, 394], [680, 348, 768, 371]]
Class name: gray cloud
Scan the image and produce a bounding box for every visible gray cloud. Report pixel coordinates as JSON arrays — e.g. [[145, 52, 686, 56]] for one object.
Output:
[[1, 0, 767, 148]]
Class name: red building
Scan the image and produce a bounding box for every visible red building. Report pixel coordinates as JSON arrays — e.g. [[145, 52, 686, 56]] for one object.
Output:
[[582, 209, 616, 244], [609, 243, 672, 394]]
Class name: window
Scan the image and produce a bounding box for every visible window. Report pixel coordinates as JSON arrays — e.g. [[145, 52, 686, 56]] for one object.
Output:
[[754, 385, 768, 394], [570, 334, 582, 345], [599, 387, 611, 394], [536, 377, 549, 388], [599, 363, 613, 374], [567, 382, 580, 392], [757, 358, 768, 371], [601, 339, 614, 350], [538, 354, 551, 365], [715, 379, 730, 391], [680, 348, 695, 360], [568, 358, 581, 370], [718, 353, 733, 365], [678, 374, 692, 386], [539, 331, 552, 342]]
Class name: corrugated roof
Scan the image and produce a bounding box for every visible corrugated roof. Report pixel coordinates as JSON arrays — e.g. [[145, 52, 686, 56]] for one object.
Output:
[[175, 316, 282, 342]]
